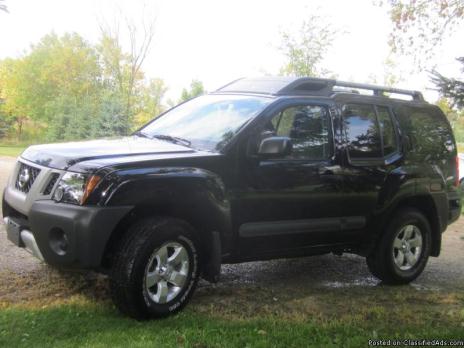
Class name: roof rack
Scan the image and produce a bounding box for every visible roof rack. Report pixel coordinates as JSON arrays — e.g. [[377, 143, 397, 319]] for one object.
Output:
[[215, 77, 424, 102], [334, 80, 424, 101]]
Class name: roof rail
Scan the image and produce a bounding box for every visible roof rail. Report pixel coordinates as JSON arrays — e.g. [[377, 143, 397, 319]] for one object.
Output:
[[333, 80, 424, 101], [215, 77, 425, 102]]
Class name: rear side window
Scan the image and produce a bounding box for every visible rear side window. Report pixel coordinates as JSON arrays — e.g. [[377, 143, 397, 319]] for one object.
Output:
[[343, 103, 398, 160], [398, 106, 454, 158], [343, 104, 381, 158]]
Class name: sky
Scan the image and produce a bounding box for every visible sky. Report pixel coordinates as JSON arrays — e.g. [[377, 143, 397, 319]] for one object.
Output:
[[0, 0, 462, 102]]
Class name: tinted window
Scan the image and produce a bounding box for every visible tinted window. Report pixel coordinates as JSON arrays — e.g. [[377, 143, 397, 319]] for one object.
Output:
[[394, 106, 455, 183], [343, 104, 382, 158], [141, 94, 272, 151], [377, 106, 397, 156], [394, 106, 455, 162], [408, 108, 454, 157], [270, 105, 331, 160]]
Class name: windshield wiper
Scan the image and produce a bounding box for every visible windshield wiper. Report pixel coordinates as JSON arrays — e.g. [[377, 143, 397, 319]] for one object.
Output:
[[134, 131, 192, 147], [152, 134, 192, 147], [133, 131, 151, 139]]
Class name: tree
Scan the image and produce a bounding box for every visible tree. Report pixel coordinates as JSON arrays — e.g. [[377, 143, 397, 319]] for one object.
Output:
[[29, 33, 101, 120], [368, 55, 403, 87], [0, 29, 166, 142], [179, 79, 205, 103], [431, 57, 464, 110], [98, 11, 156, 134], [279, 14, 337, 77], [431, 57, 464, 141], [0, 114, 13, 138], [1, 33, 108, 140], [133, 78, 168, 128], [10, 33, 102, 140], [381, 0, 464, 69], [0, 58, 34, 139], [93, 90, 127, 138]]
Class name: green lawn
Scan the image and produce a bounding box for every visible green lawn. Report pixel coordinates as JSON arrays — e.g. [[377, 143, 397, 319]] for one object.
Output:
[[1, 300, 463, 348], [0, 145, 27, 157], [1, 282, 464, 348]]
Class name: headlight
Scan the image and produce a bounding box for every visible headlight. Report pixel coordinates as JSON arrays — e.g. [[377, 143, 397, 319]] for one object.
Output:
[[53, 173, 101, 205]]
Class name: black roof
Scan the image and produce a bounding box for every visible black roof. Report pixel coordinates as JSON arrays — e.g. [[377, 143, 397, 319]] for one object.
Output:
[[215, 77, 425, 102]]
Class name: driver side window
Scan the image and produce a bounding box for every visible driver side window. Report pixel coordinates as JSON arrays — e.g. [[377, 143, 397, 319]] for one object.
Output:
[[269, 105, 331, 160]]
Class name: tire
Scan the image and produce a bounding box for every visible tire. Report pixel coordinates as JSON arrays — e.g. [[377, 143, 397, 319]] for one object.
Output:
[[366, 208, 431, 285], [110, 217, 200, 320]]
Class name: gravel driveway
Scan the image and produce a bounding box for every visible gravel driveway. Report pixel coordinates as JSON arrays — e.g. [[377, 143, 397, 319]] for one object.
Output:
[[0, 155, 463, 309]]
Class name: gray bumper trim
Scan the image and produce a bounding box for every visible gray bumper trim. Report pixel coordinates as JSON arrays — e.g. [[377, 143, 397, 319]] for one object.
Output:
[[3, 217, 44, 261], [21, 230, 44, 261]]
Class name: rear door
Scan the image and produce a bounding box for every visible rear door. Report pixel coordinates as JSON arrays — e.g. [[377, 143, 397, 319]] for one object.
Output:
[[338, 101, 402, 227]]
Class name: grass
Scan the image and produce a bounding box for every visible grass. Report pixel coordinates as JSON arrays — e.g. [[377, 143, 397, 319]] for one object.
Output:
[[0, 297, 463, 348], [458, 143, 464, 153], [0, 302, 366, 348], [0, 145, 27, 157], [1, 284, 464, 348]]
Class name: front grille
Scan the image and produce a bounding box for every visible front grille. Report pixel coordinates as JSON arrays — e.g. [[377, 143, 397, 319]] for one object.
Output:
[[42, 173, 60, 195], [15, 163, 41, 194]]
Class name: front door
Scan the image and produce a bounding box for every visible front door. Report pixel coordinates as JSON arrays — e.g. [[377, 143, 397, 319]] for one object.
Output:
[[234, 101, 357, 259]]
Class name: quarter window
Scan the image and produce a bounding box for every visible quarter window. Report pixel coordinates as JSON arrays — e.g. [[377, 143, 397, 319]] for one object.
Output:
[[403, 107, 454, 158]]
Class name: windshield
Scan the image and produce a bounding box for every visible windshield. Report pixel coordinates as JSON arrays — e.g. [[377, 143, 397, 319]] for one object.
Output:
[[140, 94, 272, 151]]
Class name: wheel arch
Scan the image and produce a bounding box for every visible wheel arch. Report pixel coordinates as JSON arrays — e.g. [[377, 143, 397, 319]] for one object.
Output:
[[101, 203, 221, 268], [373, 194, 443, 257], [99, 168, 231, 281]]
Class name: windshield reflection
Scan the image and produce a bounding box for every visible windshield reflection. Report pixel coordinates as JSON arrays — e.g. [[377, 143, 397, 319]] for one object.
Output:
[[141, 94, 272, 151]]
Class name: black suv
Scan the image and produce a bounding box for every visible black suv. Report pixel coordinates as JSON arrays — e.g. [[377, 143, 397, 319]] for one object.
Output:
[[2, 77, 461, 319]]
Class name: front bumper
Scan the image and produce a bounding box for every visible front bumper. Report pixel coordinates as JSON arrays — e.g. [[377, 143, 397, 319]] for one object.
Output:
[[448, 191, 462, 225], [3, 199, 132, 269]]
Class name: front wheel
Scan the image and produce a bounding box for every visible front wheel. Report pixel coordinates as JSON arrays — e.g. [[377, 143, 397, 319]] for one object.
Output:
[[366, 208, 431, 284], [110, 217, 200, 319]]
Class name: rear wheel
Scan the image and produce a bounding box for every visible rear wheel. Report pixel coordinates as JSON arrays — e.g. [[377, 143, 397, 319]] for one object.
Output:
[[110, 217, 200, 319], [366, 208, 431, 284]]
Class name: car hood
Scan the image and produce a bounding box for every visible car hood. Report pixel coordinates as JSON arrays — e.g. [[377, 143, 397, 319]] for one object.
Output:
[[20, 137, 201, 171]]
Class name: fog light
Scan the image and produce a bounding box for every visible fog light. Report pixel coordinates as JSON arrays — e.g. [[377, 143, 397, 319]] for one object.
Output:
[[49, 228, 68, 256], [53, 187, 64, 202]]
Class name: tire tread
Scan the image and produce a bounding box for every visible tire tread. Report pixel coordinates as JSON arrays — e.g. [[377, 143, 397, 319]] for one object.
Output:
[[366, 208, 431, 285], [109, 217, 198, 319]]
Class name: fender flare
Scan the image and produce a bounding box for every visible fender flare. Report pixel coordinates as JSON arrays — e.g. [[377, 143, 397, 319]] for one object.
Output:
[[97, 166, 232, 280]]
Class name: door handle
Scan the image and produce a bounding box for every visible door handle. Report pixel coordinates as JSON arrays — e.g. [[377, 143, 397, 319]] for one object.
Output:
[[319, 165, 342, 176], [320, 169, 334, 176]]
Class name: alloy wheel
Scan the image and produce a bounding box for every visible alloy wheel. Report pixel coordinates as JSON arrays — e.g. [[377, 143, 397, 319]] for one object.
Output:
[[392, 224, 423, 271], [144, 242, 190, 304]]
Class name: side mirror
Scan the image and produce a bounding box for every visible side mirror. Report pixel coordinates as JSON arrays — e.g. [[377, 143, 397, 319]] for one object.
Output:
[[258, 136, 292, 157]]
